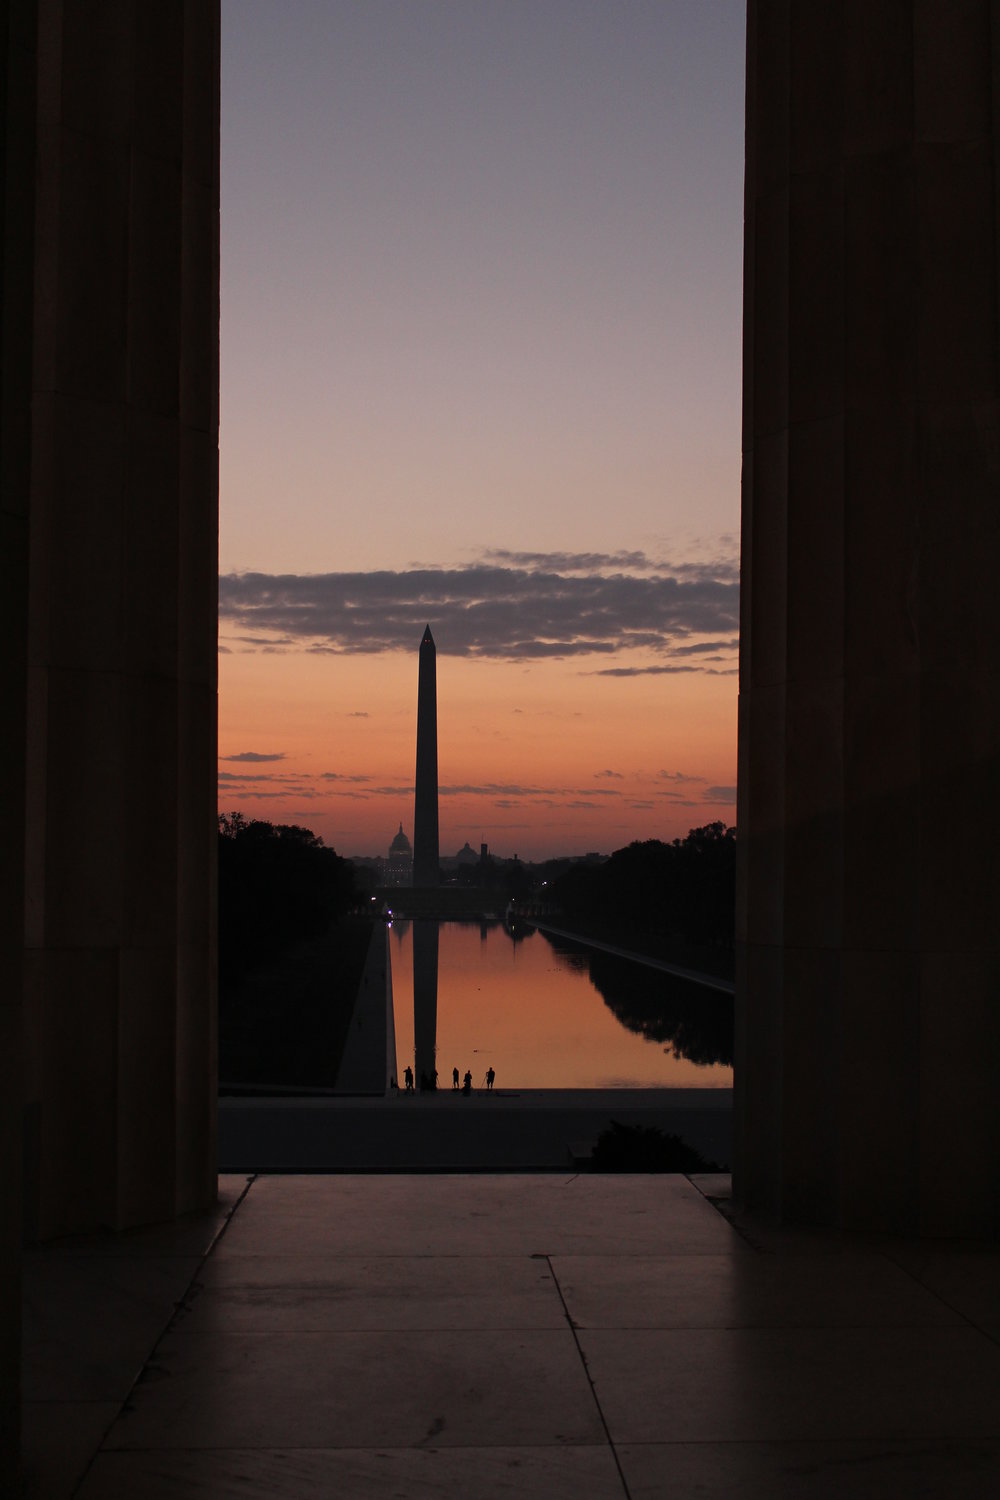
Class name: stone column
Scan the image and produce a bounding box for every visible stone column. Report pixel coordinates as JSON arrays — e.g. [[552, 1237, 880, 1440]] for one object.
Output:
[[18, 0, 220, 1240], [737, 1, 1000, 1235], [2, 3, 219, 1478], [1, 1, 38, 1482]]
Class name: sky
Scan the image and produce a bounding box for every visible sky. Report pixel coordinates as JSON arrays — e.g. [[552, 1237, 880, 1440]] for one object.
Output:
[[219, 0, 746, 860]]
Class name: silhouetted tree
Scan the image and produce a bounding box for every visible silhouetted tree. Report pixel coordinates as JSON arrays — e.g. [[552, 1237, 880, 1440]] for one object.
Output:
[[548, 823, 735, 954], [589, 1121, 720, 1172], [218, 813, 356, 985]]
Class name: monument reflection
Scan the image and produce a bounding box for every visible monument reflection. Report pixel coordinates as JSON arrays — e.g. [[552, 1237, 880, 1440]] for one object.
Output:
[[391, 920, 732, 1091], [412, 918, 439, 1089]]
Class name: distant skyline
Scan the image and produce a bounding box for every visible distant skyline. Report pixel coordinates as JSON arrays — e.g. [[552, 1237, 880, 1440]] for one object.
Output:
[[219, 1, 746, 858]]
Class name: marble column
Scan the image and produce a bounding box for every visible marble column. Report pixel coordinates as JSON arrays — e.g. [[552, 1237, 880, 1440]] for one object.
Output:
[[16, 0, 220, 1244], [2, 2, 219, 1481], [1, 2, 37, 1481], [737, 0, 1000, 1235]]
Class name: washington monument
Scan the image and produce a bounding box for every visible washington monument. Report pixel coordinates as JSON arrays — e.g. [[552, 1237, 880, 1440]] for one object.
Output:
[[413, 624, 439, 886]]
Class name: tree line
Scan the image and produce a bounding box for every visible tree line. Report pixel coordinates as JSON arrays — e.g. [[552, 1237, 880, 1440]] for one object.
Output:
[[548, 823, 736, 956]]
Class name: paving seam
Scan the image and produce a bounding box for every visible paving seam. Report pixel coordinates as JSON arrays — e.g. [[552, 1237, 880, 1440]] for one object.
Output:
[[544, 1254, 633, 1500], [68, 1173, 258, 1499], [878, 1249, 1000, 1349]]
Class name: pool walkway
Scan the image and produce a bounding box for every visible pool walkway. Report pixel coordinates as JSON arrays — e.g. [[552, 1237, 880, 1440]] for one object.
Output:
[[22, 1173, 1000, 1497], [218, 1088, 734, 1173], [528, 921, 736, 994]]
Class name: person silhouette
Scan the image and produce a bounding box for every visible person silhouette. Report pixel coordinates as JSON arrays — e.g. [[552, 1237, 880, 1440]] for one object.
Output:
[[486, 1066, 495, 1091], [404, 1065, 414, 1091], [462, 1069, 472, 1095], [452, 1066, 459, 1090]]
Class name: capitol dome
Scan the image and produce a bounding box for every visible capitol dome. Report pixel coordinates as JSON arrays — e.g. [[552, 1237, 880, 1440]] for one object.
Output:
[[390, 822, 411, 856]]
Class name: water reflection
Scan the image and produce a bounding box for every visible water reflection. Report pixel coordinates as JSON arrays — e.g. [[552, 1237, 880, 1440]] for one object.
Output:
[[413, 918, 439, 1089], [543, 933, 733, 1068], [390, 919, 733, 1090]]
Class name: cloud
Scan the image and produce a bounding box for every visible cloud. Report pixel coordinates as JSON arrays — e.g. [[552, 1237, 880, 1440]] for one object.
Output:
[[658, 770, 704, 784], [217, 553, 738, 663], [320, 772, 372, 782], [218, 789, 319, 802], [590, 663, 736, 677], [440, 782, 551, 798], [228, 634, 296, 648], [483, 548, 656, 574], [347, 711, 369, 718], [595, 769, 624, 780], [703, 785, 737, 802], [669, 637, 740, 656], [482, 547, 740, 583], [220, 751, 286, 763], [438, 782, 621, 802]]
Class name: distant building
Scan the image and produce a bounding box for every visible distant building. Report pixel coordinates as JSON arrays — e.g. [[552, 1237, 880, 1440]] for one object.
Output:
[[455, 842, 477, 866], [385, 822, 413, 886]]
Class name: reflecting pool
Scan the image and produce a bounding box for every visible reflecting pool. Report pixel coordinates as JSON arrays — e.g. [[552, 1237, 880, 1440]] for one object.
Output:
[[389, 919, 733, 1090]]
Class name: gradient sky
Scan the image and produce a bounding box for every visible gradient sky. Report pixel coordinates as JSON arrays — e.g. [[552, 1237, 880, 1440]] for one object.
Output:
[[220, 1, 746, 860]]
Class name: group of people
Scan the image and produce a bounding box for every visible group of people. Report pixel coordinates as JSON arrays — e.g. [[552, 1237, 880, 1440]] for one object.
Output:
[[395, 1064, 496, 1095]]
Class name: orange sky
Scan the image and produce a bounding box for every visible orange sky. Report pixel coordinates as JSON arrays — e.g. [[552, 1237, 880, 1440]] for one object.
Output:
[[218, 640, 736, 860]]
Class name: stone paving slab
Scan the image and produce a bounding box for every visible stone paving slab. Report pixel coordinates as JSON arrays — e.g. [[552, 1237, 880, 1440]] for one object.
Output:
[[178, 1252, 566, 1333], [580, 1325, 1000, 1444], [20, 1401, 120, 1500], [616, 1440, 1000, 1499], [212, 1172, 746, 1258], [23, 1254, 203, 1401], [78, 1444, 626, 1498], [22, 1173, 1000, 1499], [551, 1250, 964, 1330], [106, 1328, 605, 1451]]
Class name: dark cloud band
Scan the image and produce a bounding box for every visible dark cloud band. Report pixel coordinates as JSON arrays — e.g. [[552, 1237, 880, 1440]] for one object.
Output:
[[218, 555, 739, 663]]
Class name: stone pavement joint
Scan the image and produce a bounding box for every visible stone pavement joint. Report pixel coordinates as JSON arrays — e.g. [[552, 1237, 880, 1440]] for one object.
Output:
[[546, 1252, 634, 1499], [21, 1173, 1000, 1499]]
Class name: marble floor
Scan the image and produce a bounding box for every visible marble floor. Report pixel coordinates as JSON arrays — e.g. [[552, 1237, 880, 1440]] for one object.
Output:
[[21, 1174, 1000, 1497]]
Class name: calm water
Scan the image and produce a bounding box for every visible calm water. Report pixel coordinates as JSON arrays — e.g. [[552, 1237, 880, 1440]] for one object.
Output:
[[389, 920, 733, 1090]]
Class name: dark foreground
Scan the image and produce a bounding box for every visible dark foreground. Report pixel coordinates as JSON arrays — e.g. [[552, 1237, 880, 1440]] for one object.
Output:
[[218, 1088, 733, 1173], [23, 1174, 1000, 1498]]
